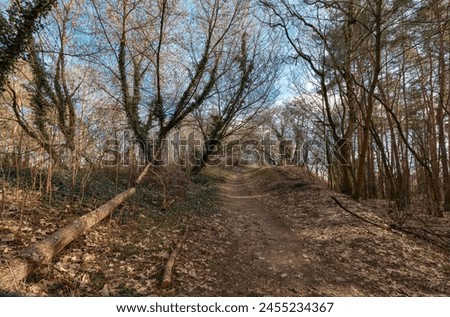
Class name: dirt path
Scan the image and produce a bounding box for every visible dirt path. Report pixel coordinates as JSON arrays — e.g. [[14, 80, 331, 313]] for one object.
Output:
[[177, 167, 312, 296], [203, 168, 316, 296], [176, 167, 450, 296]]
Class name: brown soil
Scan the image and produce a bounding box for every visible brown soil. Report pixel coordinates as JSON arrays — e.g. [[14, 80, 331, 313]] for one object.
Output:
[[176, 166, 450, 296]]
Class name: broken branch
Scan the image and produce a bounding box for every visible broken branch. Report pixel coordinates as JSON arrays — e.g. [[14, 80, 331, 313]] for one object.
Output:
[[161, 225, 188, 289]]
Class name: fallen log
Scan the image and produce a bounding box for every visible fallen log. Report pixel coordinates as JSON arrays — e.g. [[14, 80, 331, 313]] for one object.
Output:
[[161, 226, 188, 289], [0, 161, 155, 292], [161, 242, 182, 289], [0, 188, 136, 292]]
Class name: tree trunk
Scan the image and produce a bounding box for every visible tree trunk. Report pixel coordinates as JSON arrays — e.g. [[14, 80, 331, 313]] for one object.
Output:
[[436, 15, 450, 211], [354, 0, 382, 200], [0, 183, 142, 291], [0, 0, 58, 88]]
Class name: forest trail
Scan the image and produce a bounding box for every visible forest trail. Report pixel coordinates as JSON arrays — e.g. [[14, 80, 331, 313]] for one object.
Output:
[[200, 167, 315, 296], [177, 166, 450, 296], [1, 165, 449, 296]]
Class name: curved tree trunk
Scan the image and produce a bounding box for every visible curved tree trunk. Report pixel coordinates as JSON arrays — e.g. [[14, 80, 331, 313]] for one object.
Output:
[[0, 0, 57, 88]]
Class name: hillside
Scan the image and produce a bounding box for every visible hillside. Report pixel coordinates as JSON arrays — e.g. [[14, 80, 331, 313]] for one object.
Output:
[[177, 166, 450, 296], [1, 165, 449, 296]]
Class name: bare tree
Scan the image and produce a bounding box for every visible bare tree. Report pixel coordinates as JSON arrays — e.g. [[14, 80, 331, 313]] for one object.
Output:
[[192, 22, 281, 173], [91, 0, 247, 163], [5, 0, 88, 167]]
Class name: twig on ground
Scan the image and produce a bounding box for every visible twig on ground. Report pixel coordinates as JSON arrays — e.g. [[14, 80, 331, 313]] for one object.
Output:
[[330, 195, 389, 229], [330, 195, 450, 251]]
